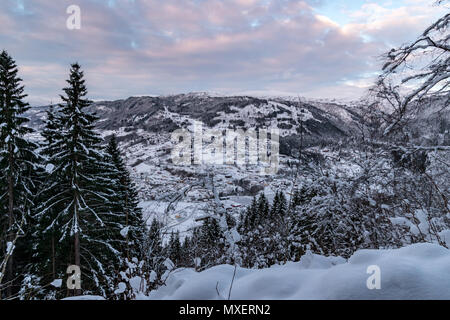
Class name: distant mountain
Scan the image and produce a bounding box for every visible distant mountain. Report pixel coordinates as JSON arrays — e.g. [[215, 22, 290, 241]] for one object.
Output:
[[26, 93, 364, 156], [26, 93, 449, 160]]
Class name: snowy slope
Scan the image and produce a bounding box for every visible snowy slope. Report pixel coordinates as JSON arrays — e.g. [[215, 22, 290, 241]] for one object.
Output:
[[146, 243, 450, 300], [65, 243, 450, 300]]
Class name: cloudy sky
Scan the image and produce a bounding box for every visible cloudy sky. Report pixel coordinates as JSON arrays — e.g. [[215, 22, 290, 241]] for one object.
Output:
[[0, 0, 446, 105]]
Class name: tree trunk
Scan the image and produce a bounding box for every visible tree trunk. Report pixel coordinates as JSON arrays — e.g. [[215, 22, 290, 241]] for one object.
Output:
[[125, 192, 130, 261], [73, 148, 81, 296], [51, 234, 55, 279], [6, 145, 14, 298], [74, 204, 81, 296]]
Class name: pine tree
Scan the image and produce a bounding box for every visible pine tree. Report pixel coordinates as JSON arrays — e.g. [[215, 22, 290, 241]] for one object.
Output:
[[291, 173, 366, 258], [21, 102, 72, 299], [180, 235, 193, 268], [237, 192, 294, 268], [147, 218, 163, 261], [144, 218, 165, 290], [30, 104, 63, 290], [269, 191, 287, 218], [167, 231, 182, 267], [0, 50, 41, 298], [190, 227, 201, 271], [196, 217, 226, 270], [105, 135, 146, 262], [256, 194, 269, 223], [265, 191, 289, 265], [269, 192, 280, 219], [237, 194, 270, 268], [35, 63, 121, 297], [41, 105, 62, 151], [240, 197, 257, 231]]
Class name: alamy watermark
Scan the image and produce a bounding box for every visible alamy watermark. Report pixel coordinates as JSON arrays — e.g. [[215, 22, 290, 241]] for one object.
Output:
[[66, 265, 81, 290], [366, 265, 381, 290], [66, 5, 81, 30], [171, 121, 280, 175]]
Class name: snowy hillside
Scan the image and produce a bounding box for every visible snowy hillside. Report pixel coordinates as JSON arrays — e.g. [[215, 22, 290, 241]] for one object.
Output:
[[26, 93, 361, 152], [23, 93, 450, 245], [23, 93, 366, 240]]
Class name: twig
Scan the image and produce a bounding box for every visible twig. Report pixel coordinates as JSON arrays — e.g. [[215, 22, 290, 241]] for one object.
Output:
[[227, 264, 237, 300]]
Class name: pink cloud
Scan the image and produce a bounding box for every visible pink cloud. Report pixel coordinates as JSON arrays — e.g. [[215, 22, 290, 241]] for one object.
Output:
[[0, 0, 445, 104]]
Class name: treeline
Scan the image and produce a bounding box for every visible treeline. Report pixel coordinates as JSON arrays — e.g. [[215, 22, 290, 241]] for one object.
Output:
[[162, 187, 403, 272], [0, 51, 147, 299]]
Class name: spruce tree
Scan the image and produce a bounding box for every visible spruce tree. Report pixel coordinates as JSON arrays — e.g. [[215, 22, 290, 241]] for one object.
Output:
[[237, 197, 256, 268], [0, 50, 41, 297], [41, 105, 62, 150], [292, 173, 363, 258], [147, 218, 163, 260], [254, 194, 270, 268], [145, 218, 165, 290], [36, 63, 121, 297], [238, 192, 292, 268], [105, 135, 145, 262], [266, 191, 289, 265], [270, 191, 287, 218], [257, 194, 269, 223], [180, 235, 192, 268], [24, 104, 67, 299], [30, 104, 64, 288], [197, 217, 226, 270], [167, 231, 182, 267]]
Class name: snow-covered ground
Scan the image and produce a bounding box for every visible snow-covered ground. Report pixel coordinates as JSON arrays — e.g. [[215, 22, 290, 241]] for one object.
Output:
[[62, 295, 106, 300], [144, 243, 450, 300]]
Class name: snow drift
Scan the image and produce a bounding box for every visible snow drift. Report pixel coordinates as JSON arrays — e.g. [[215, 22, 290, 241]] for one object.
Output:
[[145, 243, 450, 300]]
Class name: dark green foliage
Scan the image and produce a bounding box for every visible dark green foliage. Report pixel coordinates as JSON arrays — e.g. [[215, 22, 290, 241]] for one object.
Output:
[[183, 216, 228, 271], [196, 217, 226, 270], [143, 218, 166, 290], [106, 135, 146, 262], [33, 63, 124, 298], [168, 231, 182, 266], [237, 193, 291, 268], [0, 50, 41, 298]]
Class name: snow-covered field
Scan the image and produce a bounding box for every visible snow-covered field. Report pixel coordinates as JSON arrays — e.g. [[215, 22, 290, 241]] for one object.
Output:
[[146, 243, 450, 300]]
